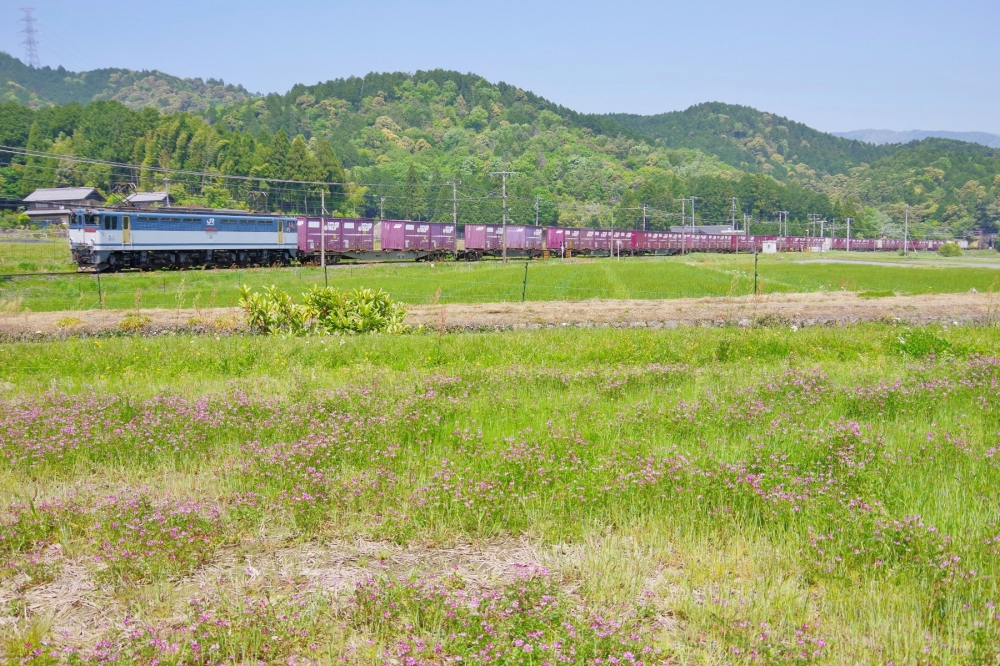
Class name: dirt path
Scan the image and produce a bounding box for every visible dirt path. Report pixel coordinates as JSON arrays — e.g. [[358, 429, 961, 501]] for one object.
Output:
[[1, 291, 996, 339], [406, 291, 997, 330]]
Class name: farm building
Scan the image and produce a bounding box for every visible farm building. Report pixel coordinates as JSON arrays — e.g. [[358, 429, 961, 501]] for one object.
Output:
[[23, 187, 105, 226], [125, 191, 173, 207]]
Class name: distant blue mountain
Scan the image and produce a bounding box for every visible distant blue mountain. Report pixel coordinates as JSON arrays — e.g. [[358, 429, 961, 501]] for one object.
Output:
[[834, 129, 1000, 148]]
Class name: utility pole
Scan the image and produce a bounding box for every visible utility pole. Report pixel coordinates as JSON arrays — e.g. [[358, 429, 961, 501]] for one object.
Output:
[[689, 196, 700, 230], [846, 217, 852, 251], [904, 203, 909, 255], [20, 8, 40, 69], [379, 195, 385, 222], [642, 203, 648, 232], [675, 198, 688, 254], [320, 190, 326, 273], [730, 197, 738, 231], [448, 179, 460, 227], [163, 176, 170, 203], [777, 211, 790, 236], [489, 170, 518, 263]]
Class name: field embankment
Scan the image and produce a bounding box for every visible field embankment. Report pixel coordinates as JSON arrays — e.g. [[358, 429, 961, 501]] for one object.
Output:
[[1, 290, 997, 339]]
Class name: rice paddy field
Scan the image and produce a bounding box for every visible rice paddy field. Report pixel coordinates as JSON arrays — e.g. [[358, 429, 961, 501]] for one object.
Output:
[[0, 238, 75, 275], [2, 251, 1000, 312], [2, 323, 1000, 664]]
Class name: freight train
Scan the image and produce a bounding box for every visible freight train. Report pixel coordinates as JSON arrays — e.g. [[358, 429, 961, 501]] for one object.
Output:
[[69, 207, 955, 271]]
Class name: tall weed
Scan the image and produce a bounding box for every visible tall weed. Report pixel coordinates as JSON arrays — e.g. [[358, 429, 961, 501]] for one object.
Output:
[[239, 285, 406, 335]]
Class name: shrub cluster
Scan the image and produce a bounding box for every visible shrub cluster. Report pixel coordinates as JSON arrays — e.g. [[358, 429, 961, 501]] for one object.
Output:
[[239, 285, 407, 335], [938, 242, 963, 257]]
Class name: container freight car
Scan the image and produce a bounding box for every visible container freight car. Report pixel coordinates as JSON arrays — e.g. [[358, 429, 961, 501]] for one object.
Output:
[[380, 221, 456, 259], [464, 224, 544, 259], [545, 227, 613, 256], [297, 218, 454, 262], [297, 218, 374, 257]]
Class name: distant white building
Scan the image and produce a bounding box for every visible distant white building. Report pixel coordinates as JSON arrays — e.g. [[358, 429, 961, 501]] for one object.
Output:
[[126, 191, 173, 207], [23, 187, 106, 226]]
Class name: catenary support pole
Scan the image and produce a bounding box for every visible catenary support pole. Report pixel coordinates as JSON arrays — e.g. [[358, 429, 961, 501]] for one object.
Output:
[[904, 204, 910, 255], [450, 180, 460, 228], [675, 199, 687, 254], [489, 170, 518, 263]]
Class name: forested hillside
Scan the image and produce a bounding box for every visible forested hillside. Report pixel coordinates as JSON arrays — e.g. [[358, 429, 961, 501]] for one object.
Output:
[[0, 52, 252, 113], [1, 59, 998, 237], [608, 103, 893, 179]]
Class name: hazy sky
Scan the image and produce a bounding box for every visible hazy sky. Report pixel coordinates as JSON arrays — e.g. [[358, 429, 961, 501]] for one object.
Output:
[[2, 0, 997, 133]]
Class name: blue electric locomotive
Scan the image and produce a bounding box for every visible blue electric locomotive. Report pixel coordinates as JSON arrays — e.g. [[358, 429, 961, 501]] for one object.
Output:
[[70, 207, 298, 271]]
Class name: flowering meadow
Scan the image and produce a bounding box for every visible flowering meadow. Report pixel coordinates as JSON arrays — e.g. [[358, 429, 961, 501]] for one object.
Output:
[[1, 323, 1000, 664]]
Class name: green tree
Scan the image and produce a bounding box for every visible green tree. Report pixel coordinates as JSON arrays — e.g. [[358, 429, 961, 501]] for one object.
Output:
[[285, 135, 323, 182], [402, 163, 424, 220]]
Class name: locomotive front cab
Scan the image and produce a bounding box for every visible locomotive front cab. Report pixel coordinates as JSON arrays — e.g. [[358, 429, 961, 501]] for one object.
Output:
[[68, 210, 86, 247]]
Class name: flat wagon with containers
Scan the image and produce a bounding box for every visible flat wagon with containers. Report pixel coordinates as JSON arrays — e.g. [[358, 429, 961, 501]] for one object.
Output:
[[297, 218, 454, 262], [67, 205, 960, 271]]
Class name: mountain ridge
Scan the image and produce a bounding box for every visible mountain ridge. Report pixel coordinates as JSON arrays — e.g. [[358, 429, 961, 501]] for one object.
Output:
[[1, 53, 998, 236], [834, 129, 1000, 149], [0, 51, 254, 113]]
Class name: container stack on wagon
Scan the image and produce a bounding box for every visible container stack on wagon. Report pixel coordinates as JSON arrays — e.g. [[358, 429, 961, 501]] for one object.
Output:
[[380, 221, 456, 259], [297, 218, 374, 257], [464, 224, 544, 259], [69, 205, 965, 271], [294, 219, 957, 264], [546, 227, 614, 256]]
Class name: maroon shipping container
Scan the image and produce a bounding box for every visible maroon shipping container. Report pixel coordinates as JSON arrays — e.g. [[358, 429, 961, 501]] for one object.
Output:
[[504, 225, 545, 250], [464, 224, 504, 251], [466, 225, 543, 252], [577, 228, 611, 251], [297, 217, 374, 254], [381, 221, 456, 252], [611, 230, 635, 253], [545, 227, 565, 251], [545, 227, 613, 252]]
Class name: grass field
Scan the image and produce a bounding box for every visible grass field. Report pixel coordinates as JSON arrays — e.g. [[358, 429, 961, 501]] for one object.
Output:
[[2, 323, 1000, 664], [0, 239, 75, 275], [2, 251, 999, 312]]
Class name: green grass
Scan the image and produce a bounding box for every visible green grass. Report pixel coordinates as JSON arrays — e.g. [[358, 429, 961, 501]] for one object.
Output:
[[0, 238, 75, 274], [2, 324, 1000, 663], [2, 252, 999, 312]]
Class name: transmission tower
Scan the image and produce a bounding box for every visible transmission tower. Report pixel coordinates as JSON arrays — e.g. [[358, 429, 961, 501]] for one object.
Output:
[[20, 8, 40, 68]]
